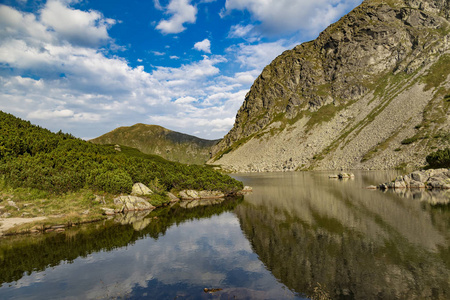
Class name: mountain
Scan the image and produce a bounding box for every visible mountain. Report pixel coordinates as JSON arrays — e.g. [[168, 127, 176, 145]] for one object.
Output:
[[210, 0, 450, 172], [90, 123, 219, 165]]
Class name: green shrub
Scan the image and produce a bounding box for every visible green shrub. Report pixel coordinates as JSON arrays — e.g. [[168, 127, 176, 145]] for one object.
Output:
[[92, 169, 133, 194], [401, 137, 418, 145], [0, 111, 243, 195], [426, 148, 450, 168]]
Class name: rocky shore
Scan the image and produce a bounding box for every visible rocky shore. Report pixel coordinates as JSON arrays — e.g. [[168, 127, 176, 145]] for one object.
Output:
[[377, 168, 450, 190], [0, 183, 252, 236]]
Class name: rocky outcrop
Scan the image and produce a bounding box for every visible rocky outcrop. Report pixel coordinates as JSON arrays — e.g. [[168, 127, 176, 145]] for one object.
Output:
[[210, 0, 450, 172], [379, 168, 450, 189], [113, 195, 155, 212]]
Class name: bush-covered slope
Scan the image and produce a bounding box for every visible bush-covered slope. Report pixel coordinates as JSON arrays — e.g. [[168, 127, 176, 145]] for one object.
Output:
[[0, 111, 242, 195], [90, 123, 219, 165]]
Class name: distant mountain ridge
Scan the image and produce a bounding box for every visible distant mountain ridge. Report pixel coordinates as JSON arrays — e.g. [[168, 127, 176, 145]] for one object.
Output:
[[90, 123, 219, 164], [210, 0, 450, 172]]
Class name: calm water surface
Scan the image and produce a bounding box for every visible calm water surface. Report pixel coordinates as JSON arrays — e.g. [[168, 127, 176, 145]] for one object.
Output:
[[0, 171, 449, 299]]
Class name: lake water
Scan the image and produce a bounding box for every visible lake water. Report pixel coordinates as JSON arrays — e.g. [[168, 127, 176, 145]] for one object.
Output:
[[0, 171, 449, 299]]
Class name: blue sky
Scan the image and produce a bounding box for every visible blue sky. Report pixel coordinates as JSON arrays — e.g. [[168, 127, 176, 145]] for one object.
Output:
[[0, 0, 363, 139]]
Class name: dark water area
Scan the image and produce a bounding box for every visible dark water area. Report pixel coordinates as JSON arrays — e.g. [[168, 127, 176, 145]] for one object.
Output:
[[0, 171, 449, 299]]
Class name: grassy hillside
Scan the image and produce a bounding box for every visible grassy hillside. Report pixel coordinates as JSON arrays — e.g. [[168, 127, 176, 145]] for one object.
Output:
[[0, 111, 242, 195], [90, 123, 219, 165]]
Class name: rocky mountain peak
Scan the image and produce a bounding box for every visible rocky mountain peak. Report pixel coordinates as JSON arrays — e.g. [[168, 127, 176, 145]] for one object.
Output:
[[210, 0, 450, 172]]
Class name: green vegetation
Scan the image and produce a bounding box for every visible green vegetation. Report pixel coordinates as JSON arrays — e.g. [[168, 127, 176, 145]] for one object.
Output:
[[401, 137, 419, 145], [90, 123, 219, 165], [0, 111, 242, 197], [423, 54, 450, 91], [426, 148, 450, 168]]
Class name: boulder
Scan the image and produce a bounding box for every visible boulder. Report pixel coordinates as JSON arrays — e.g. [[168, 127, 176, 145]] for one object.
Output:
[[394, 180, 406, 189], [114, 196, 155, 212], [409, 180, 426, 189], [378, 183, 388, 190], [338, 173, 355, 179], [131, 183, 153, 196], [167, 192, 179, 202], [178, 190, 225, 200], [198, 190, 225, 199], [411, 171, 428, 183], [101, 208, 115, 215]]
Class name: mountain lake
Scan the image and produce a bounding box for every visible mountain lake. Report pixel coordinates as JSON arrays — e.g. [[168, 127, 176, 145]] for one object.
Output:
[[0, 171, 449, 299]]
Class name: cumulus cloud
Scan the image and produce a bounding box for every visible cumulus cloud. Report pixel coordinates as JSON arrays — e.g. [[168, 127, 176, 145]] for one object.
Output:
[[0, 2, 250, 139], [227, 40, 294, 70], [156, 0, 197, 34], [41, 0, 115, 47], [193, 38, 211, 53], [224, 0, 362, 37]]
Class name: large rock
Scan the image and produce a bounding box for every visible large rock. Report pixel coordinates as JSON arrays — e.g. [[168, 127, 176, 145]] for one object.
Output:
[[114, 196, 155, 212], [178, 190, 225, 200], [410, 171, 428, 183], [131, 183, 153, 196], [167, 192, 179, 202]]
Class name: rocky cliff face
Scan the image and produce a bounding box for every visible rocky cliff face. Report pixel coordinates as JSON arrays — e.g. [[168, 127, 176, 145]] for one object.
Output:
[[210, 0, 450, 172], [91, 123, 219, 164]]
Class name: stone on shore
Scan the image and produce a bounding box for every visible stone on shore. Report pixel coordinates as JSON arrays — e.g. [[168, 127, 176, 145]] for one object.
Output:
[[178, 190, 225, 200], [114, 195, 155, 212], [131, 183, 153, 196]]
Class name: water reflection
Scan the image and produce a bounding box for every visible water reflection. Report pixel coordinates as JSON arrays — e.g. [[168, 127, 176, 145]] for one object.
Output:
[[0, 196, 302, 299], [233, 171, 450, 299]]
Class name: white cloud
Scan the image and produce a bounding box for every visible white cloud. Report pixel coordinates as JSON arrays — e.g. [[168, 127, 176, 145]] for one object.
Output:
[[156, 0, 197, 34], [40, 0, 115, 47], [228, 24, 255, 39], [227, 40, 294, 70], [0, 4, 249, 139], [170, 55, 180, 59], [225, 0, 362, 37], [193, 38, 211, 53]]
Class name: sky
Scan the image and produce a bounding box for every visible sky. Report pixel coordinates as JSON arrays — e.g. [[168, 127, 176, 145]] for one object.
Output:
[[0, 0, 363, 140]]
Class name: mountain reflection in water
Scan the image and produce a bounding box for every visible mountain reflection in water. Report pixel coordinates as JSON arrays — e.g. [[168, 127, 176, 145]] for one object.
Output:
[[0, 171, 449, 299], [233, 171, 450, 299]]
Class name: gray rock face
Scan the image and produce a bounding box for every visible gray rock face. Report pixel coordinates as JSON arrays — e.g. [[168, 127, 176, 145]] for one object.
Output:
[[131, 183, 153, 196], [209, 0, 450, 172], [113, 196, 155, 212]]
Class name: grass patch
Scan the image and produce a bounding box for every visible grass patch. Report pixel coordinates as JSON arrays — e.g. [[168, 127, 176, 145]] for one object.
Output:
[[401, 137, 419, 145], [423, 54, 450, 91]]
